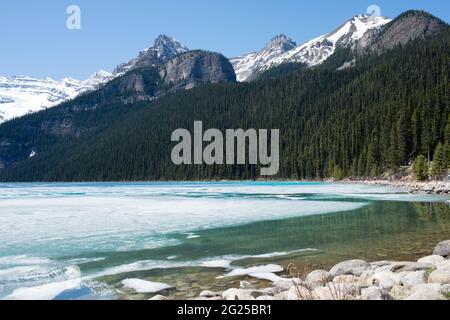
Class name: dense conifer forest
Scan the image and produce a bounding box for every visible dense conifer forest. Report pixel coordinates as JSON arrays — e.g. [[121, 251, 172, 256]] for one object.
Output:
[[0, 24, 449, 182]]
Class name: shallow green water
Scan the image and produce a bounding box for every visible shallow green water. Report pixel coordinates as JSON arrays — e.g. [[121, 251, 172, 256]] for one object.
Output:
[[82, 199, 450, 299]]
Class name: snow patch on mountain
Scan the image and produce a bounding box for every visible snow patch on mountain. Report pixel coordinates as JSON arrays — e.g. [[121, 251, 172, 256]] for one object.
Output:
[[0, 71, 113, 123]]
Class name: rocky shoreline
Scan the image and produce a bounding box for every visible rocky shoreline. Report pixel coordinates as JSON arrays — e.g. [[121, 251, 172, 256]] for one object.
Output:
[[150, 240, 450, 301], [341, 179, 450, 195]]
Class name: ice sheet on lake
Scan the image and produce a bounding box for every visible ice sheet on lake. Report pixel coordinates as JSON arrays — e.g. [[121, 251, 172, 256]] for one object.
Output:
[[0, 186, 369, 256]]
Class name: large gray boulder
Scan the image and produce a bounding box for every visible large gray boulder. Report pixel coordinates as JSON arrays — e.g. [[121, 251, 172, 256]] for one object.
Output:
[[428, 269, 450, 285], [375, 262, 434, 273], [406, 284, 446, 300], [360, 287, 393, 300], [399, 271, 428, 288], [312, 283, 358, 300], [332, 275, 359, 284], [372, 271, 401, 290], [329, 260, 369, 277], [274, 286, 311, 300], [418, 255, 445, 266], [436, 260, 450, 270], [433, 240, 450, 257], [305, 270, 333, 290], [390, 284, 411, 300]]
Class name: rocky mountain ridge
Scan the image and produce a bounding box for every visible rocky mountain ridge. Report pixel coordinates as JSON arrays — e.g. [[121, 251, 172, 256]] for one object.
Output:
[[231, 14, 391, 81]]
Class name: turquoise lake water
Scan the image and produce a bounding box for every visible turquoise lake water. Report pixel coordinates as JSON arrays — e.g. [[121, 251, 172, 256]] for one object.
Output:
[[0, 182, 449, 299]]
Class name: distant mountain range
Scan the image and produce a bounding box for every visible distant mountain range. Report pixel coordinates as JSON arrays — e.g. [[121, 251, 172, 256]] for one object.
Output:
[[0, 14, 391, 123], [231, 15, 391, 81], [0, 35, 190, 124]]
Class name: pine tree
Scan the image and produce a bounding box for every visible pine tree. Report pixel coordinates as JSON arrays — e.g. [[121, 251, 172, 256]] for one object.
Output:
[[413, 155, 429, 181], [431, 143, 447, 179]]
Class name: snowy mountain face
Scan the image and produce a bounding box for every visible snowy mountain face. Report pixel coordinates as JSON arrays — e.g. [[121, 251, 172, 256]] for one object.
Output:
[[0, 34, 187, 124], [231, 15, 391, 82], [113, 35, 189, 76], [230, 34, 297, 82], [0, 71, 113, 123]]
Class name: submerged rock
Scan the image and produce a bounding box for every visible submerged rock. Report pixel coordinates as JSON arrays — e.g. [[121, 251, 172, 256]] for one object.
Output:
[[239, 281, 255, 289], [199, 290, 221, 298]]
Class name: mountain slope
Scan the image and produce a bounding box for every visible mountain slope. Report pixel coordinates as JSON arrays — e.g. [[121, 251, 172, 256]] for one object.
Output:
[[0, 50, 236, 169], [231, 15, 391, 81], [0, 16, 448, 182], [355, 10, 449, 56]]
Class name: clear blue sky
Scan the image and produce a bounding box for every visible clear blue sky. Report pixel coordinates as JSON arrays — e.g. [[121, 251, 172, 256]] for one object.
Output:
[[1, 0, 448, 80]]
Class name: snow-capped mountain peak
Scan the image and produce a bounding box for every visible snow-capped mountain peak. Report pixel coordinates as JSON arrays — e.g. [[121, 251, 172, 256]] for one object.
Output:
[[113, 34, 189, 76], [90, 70, 113, 80], [230, 34, 297, 82], [151, 34, 189, 59], [231, 14, 391, 82], [265, 34, 297, 50]]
